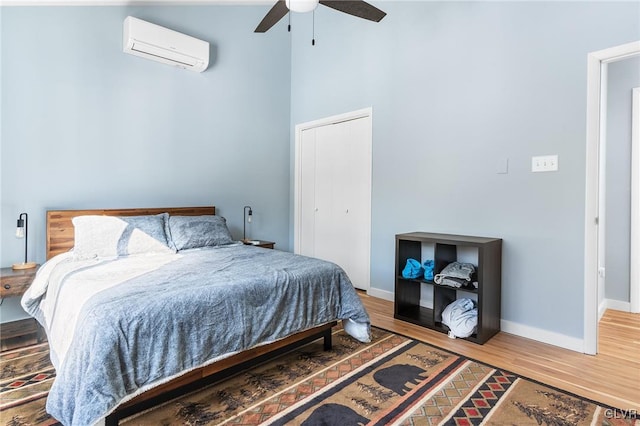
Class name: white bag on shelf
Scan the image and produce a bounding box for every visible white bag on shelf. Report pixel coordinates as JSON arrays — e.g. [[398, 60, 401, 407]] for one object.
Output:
[[441, 298, 477, 338]]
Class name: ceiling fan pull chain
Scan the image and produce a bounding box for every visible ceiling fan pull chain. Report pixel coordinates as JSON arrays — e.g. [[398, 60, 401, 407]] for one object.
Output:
[[312, 10, 316, 45], [288, 11, 291, 32]]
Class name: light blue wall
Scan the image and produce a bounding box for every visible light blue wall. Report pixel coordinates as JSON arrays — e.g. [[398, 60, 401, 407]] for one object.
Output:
[[606, 56, 640, 303], [289, 1, 640, 339], [2, 2, 639, 341], [0, 6, 291, 320]]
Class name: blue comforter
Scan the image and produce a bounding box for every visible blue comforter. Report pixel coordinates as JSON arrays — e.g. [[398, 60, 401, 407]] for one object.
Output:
[[21, 245, 370, 425]]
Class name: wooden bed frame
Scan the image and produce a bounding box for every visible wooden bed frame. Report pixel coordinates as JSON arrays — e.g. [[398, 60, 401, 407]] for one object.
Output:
[[45, 207, 336, 425], [46, 206, 217, 260]]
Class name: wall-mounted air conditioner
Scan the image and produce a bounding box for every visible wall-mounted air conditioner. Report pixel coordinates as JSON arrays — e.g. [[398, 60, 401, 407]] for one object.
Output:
[[123, 16, 209, 73]]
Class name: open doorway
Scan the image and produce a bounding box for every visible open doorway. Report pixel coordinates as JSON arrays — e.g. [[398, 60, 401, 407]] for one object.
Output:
[[604, 60, 640, 315], [632, 87, 640, 313], [584, 41, 640, 355]]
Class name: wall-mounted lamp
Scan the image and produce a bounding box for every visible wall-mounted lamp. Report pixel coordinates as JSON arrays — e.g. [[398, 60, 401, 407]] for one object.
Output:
[[243, 206, 253, 242], [13, 212, 37, 270]]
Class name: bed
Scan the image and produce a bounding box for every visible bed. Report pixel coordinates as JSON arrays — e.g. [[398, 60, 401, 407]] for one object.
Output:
[[21, 206, 371, 426]]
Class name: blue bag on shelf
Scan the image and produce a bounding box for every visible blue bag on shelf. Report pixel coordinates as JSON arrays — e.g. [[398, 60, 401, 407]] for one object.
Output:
[[423, 259, 435, 281], [402, 258, 424, 279]]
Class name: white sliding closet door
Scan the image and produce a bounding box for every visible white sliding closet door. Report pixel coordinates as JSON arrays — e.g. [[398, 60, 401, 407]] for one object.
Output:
[[296, 111, 372, 291]]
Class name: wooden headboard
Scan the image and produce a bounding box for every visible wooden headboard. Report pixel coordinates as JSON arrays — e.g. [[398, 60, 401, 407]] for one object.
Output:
[[46, 206, 215, 260]]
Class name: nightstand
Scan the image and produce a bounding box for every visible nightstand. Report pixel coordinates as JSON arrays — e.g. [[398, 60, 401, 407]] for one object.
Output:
[[1, 266, 39, 298], [1, 266, 44, 350], [243, 240, 276, 249]]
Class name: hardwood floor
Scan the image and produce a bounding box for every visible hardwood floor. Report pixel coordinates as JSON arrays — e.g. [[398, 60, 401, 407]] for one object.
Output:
[[359, 292, 640, 411]]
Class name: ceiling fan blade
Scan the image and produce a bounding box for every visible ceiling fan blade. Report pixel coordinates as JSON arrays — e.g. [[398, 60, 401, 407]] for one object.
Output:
[[319, 0, 386, 22], [255, 0, 289, 33]]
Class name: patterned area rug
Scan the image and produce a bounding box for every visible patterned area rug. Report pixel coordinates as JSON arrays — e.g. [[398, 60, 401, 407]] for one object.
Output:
[[0, 328, 635, 425], [0, 343, 58, 426]]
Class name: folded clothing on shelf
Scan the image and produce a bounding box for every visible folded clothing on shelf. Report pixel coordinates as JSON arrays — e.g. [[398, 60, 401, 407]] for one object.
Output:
[[423, 259, 435, 281], [401, 258, 423, 279], [434, 261, 476, 288]]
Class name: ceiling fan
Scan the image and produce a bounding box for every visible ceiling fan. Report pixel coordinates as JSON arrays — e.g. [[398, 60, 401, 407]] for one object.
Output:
[[255, 0, 386, 33]]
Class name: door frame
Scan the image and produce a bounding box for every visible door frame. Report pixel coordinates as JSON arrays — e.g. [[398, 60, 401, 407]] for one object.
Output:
[[631, 87, 640, 313], [584, 40, 640, 354], [293, 107, 373, 289]]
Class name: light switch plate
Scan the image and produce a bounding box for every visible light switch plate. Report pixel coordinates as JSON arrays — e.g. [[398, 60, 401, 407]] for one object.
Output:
[[497, 158, 509, 174], [532, 155, 558, 172]]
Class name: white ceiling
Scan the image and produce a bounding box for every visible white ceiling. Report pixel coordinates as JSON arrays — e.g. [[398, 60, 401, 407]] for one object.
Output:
[[0, 0, 273, 6]]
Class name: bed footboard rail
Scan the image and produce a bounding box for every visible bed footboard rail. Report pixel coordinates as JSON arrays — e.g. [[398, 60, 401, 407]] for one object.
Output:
[[105, 321, 337, 425]]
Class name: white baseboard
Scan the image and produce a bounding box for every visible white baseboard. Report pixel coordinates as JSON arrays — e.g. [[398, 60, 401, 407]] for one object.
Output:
[[366, 287, 394, 302], [603, 298, 631, 313], [368, 286, 434, 308], [419, 296, 434, 309], [598, 299, 607, 321], [500, 319, 584, 353], [367, 290, 585, 353]]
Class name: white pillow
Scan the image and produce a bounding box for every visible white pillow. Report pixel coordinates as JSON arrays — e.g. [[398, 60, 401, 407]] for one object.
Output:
[[72, 213, 174, 259], [343, 318, 371, 343]]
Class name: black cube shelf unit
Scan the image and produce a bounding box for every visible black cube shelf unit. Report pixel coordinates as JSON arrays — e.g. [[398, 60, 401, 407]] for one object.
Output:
[[394, 232, 502, 344]]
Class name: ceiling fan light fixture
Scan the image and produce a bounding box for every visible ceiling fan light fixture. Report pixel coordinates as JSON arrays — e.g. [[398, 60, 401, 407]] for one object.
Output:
[[285, 0, 319, 13], [255, 0, 386, 33]]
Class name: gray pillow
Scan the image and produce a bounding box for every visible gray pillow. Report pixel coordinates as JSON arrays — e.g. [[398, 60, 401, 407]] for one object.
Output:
[[168, 215, 234, 251], [72, 213, 174, 259]]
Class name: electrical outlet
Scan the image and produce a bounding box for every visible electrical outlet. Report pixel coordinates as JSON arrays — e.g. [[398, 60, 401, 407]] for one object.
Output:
[[532, 155, 558, 172]]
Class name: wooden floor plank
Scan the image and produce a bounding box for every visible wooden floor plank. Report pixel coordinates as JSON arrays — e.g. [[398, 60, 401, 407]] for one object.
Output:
[[360, 292, 640, 411]]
